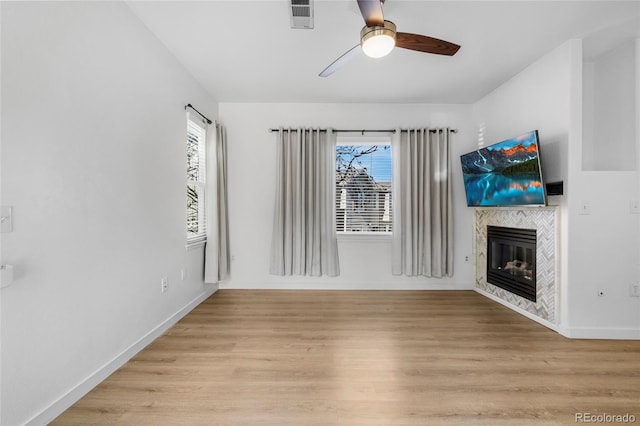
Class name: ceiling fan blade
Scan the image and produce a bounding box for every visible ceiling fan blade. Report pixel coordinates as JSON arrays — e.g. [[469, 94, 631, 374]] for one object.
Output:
[[319, 44, 362, 77], [396, 32, 460, 56], [357, 0, 384, 26]]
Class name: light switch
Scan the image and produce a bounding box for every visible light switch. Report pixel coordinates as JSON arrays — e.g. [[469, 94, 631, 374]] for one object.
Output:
[[0, 265, 14, 288], [0, 206, 12, 233], [579, 200, 591, 215]]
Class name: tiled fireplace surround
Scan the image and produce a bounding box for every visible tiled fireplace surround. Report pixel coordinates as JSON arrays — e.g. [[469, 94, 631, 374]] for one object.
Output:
[[474, 207, 560, 328]]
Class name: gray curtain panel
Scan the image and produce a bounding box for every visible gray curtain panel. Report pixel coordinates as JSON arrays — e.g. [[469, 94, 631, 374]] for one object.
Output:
[[392, 128, 453, 277], [270, 128, 340, 277], [214, 124, 230, 280], [205, 123, 231, 283]]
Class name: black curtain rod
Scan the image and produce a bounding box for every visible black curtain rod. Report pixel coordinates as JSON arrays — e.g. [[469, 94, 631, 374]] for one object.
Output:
[[185, 103, 212, 125], [269, 128, 457, 134]]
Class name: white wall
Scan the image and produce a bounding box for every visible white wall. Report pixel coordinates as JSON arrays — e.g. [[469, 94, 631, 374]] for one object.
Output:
[[472, 43, 572, 189], [570, 36, 640, 337], [583, 40, 637, 171], [1, 2, 217, 424], [473, 39, 640, 338], [218, 103, 475, 290]]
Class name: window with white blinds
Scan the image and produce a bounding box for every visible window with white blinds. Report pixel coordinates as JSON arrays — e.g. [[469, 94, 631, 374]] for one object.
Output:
[[336, 137, 392, 234], [186, 115, 207, 244]]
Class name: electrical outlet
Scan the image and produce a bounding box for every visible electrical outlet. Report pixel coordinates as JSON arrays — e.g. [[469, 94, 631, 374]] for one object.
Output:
[[161, 277, 168, 293], [0, 206, 13, 233], [464, 255, 470, 263], [630, 283, 640, 297], [579, 200, 591, 215]]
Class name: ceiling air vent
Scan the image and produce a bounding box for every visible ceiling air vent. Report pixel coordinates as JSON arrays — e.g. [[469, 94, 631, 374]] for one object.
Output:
[[290, 0, 313, 29]]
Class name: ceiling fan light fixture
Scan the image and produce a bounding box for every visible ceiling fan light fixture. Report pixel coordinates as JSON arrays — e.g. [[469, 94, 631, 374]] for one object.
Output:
[[360, 20, 396, 58]]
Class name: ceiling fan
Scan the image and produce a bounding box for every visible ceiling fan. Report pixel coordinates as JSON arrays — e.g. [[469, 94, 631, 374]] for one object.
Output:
[[319, 0, 460, 77]]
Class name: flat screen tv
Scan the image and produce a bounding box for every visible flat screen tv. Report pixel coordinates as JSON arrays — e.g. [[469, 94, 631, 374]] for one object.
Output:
[[460, 130, 546, 207]]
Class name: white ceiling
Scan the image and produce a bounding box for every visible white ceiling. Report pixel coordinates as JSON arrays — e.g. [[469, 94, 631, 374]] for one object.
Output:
[[127, 0, 640, 104]]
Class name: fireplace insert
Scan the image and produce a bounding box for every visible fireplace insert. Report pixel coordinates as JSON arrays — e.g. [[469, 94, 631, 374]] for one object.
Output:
[[487, 225, 537, 302]]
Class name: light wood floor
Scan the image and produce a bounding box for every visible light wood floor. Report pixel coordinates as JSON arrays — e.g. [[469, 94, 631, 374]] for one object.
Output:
[[53, 290, 640, 425]]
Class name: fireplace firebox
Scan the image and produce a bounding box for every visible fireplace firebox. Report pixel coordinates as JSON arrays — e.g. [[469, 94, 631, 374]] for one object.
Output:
[[487, 226, 537, 302]]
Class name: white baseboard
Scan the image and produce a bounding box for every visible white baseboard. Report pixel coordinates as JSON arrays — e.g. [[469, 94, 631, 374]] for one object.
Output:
[[475, 288, 640, 340], [473, 287, 559, 333], [559, 326, 640, 340], [219, 281, 474, 291], [27, 286, 218, 426]]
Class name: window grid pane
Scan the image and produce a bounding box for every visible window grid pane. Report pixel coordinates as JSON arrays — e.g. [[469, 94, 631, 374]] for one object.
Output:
[[336, 144, 392, 233], [186, 131, 200, 182], [186, 120, 206, 242], [186, 183, 199, 235]]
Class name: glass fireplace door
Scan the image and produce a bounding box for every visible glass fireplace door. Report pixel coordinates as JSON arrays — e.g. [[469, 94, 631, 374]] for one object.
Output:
[[487, 226, 537, 302]]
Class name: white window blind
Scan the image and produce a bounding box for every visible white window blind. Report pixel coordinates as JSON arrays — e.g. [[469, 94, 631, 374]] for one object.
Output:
[[336, 137, 392, 234], [186, 114, 207, 244]]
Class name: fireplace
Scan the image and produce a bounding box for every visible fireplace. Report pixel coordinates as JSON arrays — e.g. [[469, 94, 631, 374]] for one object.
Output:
[[487, 226, 537, 302]]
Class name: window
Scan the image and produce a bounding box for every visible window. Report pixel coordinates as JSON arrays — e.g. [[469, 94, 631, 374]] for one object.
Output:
[[335, 137, 392, 234], [186, 115, 207, 244]]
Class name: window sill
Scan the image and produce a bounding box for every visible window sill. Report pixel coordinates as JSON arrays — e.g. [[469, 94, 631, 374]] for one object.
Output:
[[337, 232, 392, 242], [186, 239, 207, 251]]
